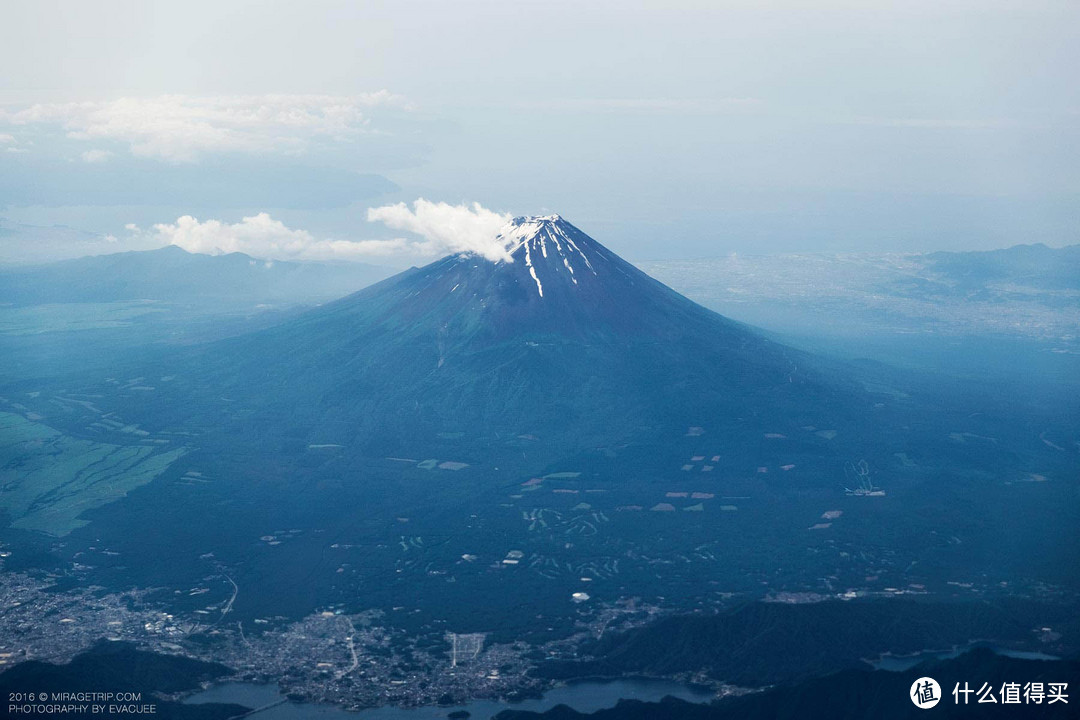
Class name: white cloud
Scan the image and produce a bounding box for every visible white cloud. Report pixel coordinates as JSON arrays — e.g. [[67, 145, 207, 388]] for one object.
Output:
[[143, 199, 513, 263], [0, 133, 14, 144], [3, 92, 410, 162], [366, 199, 513, 262], [146, 213, 426, 262], [80, 149, 112, 163], [152, 213, 373, 261], [152, 214, 309, 256]]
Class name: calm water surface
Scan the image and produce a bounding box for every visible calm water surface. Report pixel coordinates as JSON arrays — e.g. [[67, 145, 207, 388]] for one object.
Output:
[[871, 645, 1060, 672], [185, 677, 715, 719]]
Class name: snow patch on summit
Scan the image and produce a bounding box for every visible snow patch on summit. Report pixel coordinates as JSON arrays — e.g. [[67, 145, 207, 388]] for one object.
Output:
[[522, 236, 544, 297], [494, 215, 602, 298]]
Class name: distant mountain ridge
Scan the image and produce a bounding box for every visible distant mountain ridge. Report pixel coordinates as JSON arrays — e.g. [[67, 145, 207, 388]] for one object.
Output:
[[0, 244, 393, 308], [638, 242, 1080, 343], [924, 242, 1080, 289]]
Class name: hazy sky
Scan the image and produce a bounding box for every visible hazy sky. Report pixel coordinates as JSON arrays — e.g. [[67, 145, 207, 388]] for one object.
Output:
[[1, 0, 1077, 263]]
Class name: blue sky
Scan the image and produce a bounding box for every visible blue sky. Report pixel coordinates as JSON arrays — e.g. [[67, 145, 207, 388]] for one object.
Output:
[[1, 0, 1077, 264]]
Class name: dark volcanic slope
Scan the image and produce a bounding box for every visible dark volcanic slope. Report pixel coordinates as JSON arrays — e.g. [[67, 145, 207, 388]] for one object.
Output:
[[164, 215, 868, 452]]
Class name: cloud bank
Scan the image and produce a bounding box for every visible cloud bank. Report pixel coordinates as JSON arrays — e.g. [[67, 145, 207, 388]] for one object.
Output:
[[147, 201, 512, 263], [2, 93, 410, 162], [152, 213, 403, 262], [366, 199, 513, 262]]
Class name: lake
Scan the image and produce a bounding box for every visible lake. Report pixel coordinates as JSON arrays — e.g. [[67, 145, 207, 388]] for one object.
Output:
[[870, 645, 1060, 672], [184, 677, 714, 719]]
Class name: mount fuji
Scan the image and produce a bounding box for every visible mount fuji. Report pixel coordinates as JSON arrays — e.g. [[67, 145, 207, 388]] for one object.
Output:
[[137, 214, 868, 456]]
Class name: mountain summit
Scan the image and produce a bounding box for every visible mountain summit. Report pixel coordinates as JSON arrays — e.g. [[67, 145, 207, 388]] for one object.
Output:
[[336, 214, 733, 341], [497, 214, 609, 298]]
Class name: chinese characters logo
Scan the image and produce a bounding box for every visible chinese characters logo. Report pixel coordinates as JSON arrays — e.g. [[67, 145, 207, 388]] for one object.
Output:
[[911, 677, 941, 709]]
